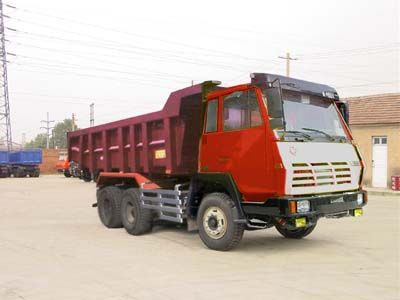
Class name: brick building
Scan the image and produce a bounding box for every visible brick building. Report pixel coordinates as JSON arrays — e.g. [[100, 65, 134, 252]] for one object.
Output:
[[40, 149, 67, 174], [346, 93, 400, 188]]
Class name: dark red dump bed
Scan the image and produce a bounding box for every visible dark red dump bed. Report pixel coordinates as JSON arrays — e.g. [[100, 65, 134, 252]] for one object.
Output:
[[67, 84, 204, 176]]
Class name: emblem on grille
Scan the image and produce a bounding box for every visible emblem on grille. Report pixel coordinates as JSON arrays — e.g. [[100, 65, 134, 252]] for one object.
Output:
[[331, 197, 344, 204], [289, 146, 297, 156]]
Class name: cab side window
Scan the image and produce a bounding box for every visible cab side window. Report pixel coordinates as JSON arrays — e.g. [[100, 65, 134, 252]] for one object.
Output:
[[205, 99, 218, 133], [223, 89, 262, 131]]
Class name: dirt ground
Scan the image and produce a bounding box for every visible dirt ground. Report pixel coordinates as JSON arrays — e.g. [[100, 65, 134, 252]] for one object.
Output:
[[0, 175, 399, 300]]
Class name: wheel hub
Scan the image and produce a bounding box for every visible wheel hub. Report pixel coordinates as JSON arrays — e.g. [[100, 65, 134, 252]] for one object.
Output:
[[126, 202, 135, 224], [203, 206, 227, 240]]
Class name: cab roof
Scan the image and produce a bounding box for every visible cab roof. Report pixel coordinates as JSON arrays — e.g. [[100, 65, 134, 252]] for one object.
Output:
[[251, 73, 339, 100]]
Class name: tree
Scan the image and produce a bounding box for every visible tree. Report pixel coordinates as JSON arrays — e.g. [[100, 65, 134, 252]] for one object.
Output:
[[25, 133, 48, 149], [25, 119, 76, 149], [51, 119, 74, 149]]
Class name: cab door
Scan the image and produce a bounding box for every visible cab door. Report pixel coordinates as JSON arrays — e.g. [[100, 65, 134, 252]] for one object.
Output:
[[200, 88, 268, 201]]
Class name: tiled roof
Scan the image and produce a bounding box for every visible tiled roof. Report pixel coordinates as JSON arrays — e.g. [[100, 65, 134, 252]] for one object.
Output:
[[345, 93, 400, 125]]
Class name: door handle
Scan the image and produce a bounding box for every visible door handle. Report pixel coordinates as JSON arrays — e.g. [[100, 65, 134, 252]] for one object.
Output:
[[218, 156, 231, 163]]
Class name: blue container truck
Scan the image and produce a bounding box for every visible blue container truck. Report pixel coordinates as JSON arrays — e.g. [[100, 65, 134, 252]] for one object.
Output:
[[8, 149, 42, 177], [0, 149, 42, 178], [0, 150, 10, 178]]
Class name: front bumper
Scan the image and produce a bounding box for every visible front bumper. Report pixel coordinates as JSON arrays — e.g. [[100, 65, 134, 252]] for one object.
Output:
[[242, 190, 367, 224]]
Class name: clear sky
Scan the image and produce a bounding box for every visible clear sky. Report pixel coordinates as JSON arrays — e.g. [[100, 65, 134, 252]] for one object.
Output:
[[3, 0, 399, 143]]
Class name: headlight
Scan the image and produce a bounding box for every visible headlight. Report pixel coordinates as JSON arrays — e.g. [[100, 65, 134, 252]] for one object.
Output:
[[297, 200, 310, 213], [357, 193, 363, 205]]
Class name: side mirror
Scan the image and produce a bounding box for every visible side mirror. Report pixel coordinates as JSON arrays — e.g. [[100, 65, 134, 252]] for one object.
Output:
[[264, 87, 283, 119], [337, 102, 349, 124], [264, 86, 285, 129]]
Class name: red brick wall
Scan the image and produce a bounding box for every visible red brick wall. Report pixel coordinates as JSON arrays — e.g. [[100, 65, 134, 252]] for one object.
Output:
[[40, 149, 67, 174]]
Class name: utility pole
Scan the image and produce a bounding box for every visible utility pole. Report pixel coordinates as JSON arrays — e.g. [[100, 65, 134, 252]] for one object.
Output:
[[52, 129, 56, 149], [278, 52, 297, 77], [0, 0, 12, 150], [40, 112, 55, 149], [72, 113, 76, 131], [90, 103, 94, 127]]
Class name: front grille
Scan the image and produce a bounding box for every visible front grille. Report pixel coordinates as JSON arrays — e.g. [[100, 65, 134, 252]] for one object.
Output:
[[291, 161, 351, 188]]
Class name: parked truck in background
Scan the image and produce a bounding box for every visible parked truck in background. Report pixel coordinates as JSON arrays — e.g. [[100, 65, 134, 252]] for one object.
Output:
[[0, 149, 42, 178], [67, 73, 367, 251], [0, 150, 10, 178]]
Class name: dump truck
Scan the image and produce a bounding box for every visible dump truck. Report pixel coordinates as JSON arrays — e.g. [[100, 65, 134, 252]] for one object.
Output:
[[67, 73, 367, 251], [8, 149, 42, 177], [0, 149, 42, 178]]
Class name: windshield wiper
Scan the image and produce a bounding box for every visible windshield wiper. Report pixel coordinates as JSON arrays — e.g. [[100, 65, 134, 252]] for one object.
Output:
[[284, 130, 312, 141], [301, 127, 335, 140]]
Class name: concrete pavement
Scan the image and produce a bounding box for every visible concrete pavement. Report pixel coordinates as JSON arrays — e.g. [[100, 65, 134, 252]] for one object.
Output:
[[0, 176, 399, 300]]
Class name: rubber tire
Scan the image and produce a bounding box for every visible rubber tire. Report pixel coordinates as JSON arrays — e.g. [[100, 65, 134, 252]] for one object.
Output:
[[82, 170, 92, 182], [33, 170, 40, 177], [275, 223, 317, 239], [197, 193, 245, 251], [93, 169, 102, 182], [14, 168, 26, 178], [121, 188, 153, 235], [83, 176, 91, 182], [97, 186, 123, 228], [64, 171, 71, 178]]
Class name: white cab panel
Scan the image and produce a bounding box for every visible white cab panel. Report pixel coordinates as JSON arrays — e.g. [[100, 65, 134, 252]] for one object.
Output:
[[277, 142, 361, 195]]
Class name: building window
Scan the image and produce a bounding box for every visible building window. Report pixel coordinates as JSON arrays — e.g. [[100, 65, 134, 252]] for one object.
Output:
[[373, 137, 388, 145]]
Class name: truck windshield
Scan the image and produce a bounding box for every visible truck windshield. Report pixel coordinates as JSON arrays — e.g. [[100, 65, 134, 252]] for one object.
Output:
[[280, 91, 348, 141]]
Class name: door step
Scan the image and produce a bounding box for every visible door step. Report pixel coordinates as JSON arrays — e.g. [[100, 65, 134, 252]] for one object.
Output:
[[139, 184, 188, 223]]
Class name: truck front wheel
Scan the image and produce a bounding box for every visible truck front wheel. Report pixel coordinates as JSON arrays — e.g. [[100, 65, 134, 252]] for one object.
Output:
[[121, 188, 153, 235], [197, 193, 245, 251], [275, 223, 317, 239], [97, 186, 123, 228]]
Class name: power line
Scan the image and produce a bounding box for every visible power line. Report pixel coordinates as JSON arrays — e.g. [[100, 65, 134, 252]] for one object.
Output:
[[7, 29, 260, 72], [6, 16, 233, 60], [9, 7, 397, 65], [4, 3, 284, 66], [336, 81, 399, 89], [10, 62, 173, 88], [7, 41, 204, 81], [296, 43, 400, 58], [297, 47, 399, 60], [13, 54, 190, 84], [9, 91, 160, 106]]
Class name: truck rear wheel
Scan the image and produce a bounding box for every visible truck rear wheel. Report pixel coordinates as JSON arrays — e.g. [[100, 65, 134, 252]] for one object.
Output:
[[14, 167, 26, 178], [121, 188, 153, 235], [82, 169, 92, 182], [93, 169, 102, 182], [97, 186, 123, 228], [275, 223, 317, 239], [197, 193, 245, 251]]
